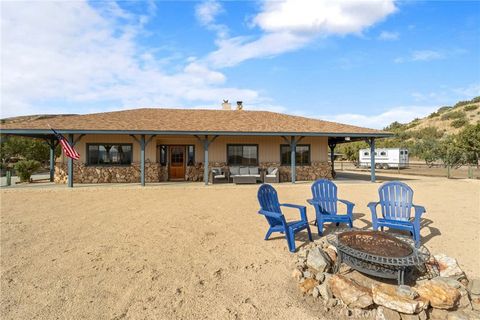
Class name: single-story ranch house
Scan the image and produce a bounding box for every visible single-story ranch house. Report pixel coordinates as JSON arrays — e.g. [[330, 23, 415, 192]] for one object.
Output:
[[0, 106, 392, 187]]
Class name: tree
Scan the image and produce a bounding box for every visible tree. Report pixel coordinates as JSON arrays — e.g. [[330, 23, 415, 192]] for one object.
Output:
[[411, 138, 441, 166], [0, 136, 59, 166], [437, 135, 465, 169], [457, 123, 480, 166], [14, 160, 41, 182]]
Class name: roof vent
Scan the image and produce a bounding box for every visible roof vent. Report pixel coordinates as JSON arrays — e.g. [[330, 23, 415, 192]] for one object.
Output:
[[236, 101, 243, 110], [221, 99, 231, 110]]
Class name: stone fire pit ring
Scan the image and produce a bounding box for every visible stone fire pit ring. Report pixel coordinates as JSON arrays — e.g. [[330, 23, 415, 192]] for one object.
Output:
[[327, 229, 430, 285]]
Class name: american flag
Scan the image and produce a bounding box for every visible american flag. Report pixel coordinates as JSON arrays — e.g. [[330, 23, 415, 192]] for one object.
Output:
[[51, 129, 80, 160]]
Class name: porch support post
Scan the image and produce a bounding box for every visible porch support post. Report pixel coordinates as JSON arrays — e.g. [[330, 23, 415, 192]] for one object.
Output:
[[328, 140, 336, 179], [195, 135, 219, 185], [369, 138, 376, 183], [67, 134, 74, 188], [204, 137, 209, 185], [290, 136, 296, 184], [140, 134, 145, 186], [49, 138, 56, 182]]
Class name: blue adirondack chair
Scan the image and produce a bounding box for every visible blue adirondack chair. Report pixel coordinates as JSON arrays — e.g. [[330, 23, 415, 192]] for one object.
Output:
[[368, 181, 426, 247], [257, 184, 312, 252], [307, 179, 354, 236]]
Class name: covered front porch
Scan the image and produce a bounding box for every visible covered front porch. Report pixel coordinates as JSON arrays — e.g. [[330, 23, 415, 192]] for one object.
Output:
[[1, 131, 386, 188]]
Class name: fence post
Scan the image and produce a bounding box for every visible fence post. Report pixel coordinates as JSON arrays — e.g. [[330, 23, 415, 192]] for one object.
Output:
[[467, 165, 472, 179], [447, 165, 451, 179], [341, 161, 343, 171], [6, 170, 11, 186]]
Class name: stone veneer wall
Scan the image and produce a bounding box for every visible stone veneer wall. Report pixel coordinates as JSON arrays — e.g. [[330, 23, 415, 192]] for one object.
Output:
[[55, 161, 332, 184]]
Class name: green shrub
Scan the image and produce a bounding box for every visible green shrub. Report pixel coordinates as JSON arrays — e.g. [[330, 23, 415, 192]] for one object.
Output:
[[451, 118, 468, 128], [428, 111, 440, 118], [454, 100, 473, 108], [437, 106, 452, 113], [441, 110, 466, 120], [464, 104, 479, 111], [14, 160, 41, 182], [472, 96, 480, 103]]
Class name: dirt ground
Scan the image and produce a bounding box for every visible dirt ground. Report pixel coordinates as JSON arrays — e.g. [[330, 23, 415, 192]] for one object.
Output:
[[1, 174, 479, 319]]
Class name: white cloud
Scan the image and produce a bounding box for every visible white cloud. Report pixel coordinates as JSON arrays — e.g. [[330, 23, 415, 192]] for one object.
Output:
[[411, 50, 444, 61], [0, 1, 260, 118], [206, 0, 397, 67], [453, 83, 480, 98], [394, 49, 445, 63], [195, 0, 222, 26], [316, 105, 438, 129], [378, 31, 399, 40]]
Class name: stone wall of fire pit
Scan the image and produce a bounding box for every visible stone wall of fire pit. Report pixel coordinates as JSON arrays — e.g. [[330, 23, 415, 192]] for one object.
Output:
[[292, 238, 480, 319]]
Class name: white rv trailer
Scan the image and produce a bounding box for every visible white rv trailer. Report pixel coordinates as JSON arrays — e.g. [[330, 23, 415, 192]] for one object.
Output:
[[359, 148, 409, 169]]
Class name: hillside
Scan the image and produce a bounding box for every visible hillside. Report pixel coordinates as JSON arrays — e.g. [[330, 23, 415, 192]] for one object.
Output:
[[400, 97, 480, 135]]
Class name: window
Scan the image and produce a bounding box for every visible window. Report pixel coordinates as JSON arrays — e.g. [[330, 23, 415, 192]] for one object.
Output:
[[364, 151, 369, 156], [404, 150, 408, 155], [87, 144, 132, 165], [280, 145, 310, 166], [227, 144, 258, 166], [380, 151, 387, 156], [187, 145, 195, 166]]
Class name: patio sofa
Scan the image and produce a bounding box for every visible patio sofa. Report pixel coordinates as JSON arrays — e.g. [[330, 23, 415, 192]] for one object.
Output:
[[229, 166, 263, 184]]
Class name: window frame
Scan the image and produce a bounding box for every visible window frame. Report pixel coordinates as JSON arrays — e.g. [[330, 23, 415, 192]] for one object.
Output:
[[280, 144, 311, 166], [157, 144, 196, 166], [86, 143, 133, 166], [226, 144, 259, 166]]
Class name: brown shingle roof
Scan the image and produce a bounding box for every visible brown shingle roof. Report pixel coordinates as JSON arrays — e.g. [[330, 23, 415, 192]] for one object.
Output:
[[0, 108, 390, 136]]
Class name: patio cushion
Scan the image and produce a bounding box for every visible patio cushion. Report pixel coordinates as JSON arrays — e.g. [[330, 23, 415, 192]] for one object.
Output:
[[249, 167, 259, 175], [230, 166, 240, 175], [240, 167, 249, 175], [212, 167, 222, 175], [267, 167, 278, 175], [213, 175, 226, 179], [265, 174, 277, 178]]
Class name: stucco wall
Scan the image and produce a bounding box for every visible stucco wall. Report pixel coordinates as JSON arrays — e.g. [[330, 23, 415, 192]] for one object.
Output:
[[59, 134, 328, 165]]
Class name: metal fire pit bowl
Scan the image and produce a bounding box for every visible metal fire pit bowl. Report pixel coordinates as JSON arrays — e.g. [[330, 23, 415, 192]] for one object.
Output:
[[327, 229, 430, 285]]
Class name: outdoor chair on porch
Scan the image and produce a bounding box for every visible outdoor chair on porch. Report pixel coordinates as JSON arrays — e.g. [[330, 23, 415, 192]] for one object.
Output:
[[308, 179, 354, 236], [257, 184, 312, 252], [211, 167, 228, 184], [368, 181, 426, 247]]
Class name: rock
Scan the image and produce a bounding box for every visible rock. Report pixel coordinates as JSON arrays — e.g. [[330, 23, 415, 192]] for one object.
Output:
[[432, 277, 464, 289], [315, 272, 325, 283], [303, 270, 312, 278], [338, 263, 353, 274], [326, 298, 337, 308], [376, 306, 401, 320], [324, 248, 337, 263], [312, 286, 320, 298], [434, 254, 465, 279], [328, 274, 373, 309], [416, 280, 461, 310], [447, 311, 470, 320], [299, 278, 318, 294], [291, 268, 303, 281], [317, 282, 332, 300], [397, 285, 419, 299], [457, 287, 472, 310], [372, 284, 426, 314], [298, 249, 309, 259], [429, 308, 449, 320], [306, 247, 331, 273], [469, 279, 480, 295], [472, 295, 480, 311], [401, 313, 420, 320]]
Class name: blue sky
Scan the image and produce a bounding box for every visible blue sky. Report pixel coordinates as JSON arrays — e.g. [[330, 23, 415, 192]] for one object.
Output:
[[1, 0, 479, 128]]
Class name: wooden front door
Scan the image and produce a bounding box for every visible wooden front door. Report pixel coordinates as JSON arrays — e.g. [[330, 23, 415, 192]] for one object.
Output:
[[169, 146, 185, 180]]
